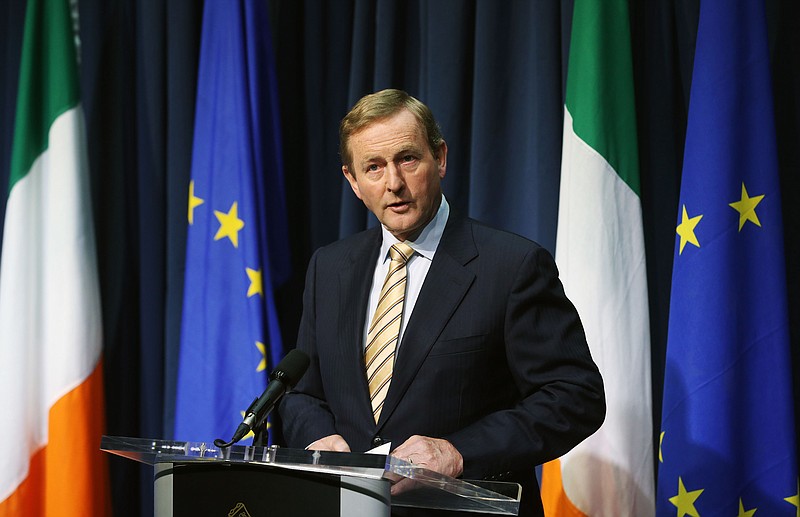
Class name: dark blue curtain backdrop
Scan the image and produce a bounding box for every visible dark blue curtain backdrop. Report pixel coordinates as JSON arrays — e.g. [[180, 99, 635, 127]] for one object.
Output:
[[1, 1, 798, 516]]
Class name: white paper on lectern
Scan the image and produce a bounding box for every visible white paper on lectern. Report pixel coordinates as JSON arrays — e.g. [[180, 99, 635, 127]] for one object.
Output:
[[366, 442, 392, 455]]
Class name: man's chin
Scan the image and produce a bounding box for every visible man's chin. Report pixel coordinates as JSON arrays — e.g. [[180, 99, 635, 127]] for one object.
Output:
[[382, 222, 411, 239], [383, 210, 438, 241], [386, 225, 426, 243]]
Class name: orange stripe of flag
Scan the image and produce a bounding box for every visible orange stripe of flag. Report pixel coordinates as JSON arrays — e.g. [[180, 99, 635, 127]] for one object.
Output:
[[541, 459, 589, 517], [0, 360, 110, 516]]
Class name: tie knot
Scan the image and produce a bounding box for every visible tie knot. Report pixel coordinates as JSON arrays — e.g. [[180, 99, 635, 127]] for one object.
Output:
[[389, 242, 414, 264]]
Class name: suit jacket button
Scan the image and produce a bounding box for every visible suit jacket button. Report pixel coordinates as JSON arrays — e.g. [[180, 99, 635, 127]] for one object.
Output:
[[372, 436, 383, 447]]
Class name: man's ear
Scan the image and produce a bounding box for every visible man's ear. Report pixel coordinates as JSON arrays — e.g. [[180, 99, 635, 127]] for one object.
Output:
[[437, 140, 448, 179], [342, 165, 362, 200]]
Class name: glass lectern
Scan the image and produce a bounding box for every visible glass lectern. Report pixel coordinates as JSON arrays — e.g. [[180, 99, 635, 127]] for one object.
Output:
[[101, 435, 520, 516]]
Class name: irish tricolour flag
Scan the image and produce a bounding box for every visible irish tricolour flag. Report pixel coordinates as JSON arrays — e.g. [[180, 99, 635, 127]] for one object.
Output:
[[540, 0, 654, 515], [0, 0, 110, 514]]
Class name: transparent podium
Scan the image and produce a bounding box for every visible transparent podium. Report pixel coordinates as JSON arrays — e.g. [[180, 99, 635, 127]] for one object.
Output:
[[101, 435, 520, 516]]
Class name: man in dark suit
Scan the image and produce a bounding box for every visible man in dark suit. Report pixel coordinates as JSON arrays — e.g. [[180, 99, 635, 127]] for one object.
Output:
[[279, 89, 605, 516]]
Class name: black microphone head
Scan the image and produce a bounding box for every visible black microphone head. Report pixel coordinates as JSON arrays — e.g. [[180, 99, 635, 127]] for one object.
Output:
[[270, 349, 310, 387]]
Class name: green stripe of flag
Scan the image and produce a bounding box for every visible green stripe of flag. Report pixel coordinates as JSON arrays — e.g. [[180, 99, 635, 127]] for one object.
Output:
[[566, 0, 640, 195], [9, 0, 79, 192]]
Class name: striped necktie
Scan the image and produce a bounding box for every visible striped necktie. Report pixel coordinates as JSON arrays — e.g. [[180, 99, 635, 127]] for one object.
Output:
[[365, 242, 414, 423]]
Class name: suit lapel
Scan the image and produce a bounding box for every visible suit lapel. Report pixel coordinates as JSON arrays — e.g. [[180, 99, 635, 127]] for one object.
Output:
[[377, 217, 477, 428], [337, 229, 382, 422]]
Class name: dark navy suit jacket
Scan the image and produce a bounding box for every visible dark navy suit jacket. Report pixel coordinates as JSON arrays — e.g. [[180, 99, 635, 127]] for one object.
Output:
[[279, 215, 605, 516]]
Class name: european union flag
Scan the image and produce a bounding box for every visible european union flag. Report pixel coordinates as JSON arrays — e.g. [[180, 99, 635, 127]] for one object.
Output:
[[174, 0, 289, 445], [657, 1, 798, 516]]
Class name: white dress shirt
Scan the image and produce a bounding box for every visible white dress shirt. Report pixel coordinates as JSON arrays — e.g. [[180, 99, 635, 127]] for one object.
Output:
[[362, 195, 450, 352]]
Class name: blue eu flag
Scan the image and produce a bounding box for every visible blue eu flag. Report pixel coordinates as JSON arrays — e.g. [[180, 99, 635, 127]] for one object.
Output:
[[657, 1, 798, 515], [174, 0, 289, 445]]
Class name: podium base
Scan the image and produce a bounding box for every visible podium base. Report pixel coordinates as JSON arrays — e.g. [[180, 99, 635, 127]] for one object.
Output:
[[154, 462, 390, 516]]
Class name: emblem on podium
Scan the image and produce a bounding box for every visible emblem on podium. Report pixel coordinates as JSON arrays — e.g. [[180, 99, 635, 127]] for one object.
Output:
[[227, 502, 252, 517]]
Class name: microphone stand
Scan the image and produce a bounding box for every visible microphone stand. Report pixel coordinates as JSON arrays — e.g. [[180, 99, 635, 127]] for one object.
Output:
[[252, 420, 268, 447]]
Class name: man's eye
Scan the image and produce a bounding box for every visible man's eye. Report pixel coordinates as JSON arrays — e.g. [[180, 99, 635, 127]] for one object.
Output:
[[401, 155, 416, 163], [367, 164, 379, 172]]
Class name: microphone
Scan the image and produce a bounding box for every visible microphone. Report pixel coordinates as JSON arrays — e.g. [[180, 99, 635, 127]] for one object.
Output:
[[214, 349, 310, 448]]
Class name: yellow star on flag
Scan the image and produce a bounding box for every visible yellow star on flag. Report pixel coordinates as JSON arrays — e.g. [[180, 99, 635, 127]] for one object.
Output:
[[785, 478, 799, 517], [659, 431, 665, 462], [246, 268, 263, 298], [729, 182, 765, 231], [214, 201, 245, 247], [676, 205, 703, 255], [668, 477, 703, 517], [188, 180, 204, 225], [255, 341, 266, 372], [737, 498, 757, 517]]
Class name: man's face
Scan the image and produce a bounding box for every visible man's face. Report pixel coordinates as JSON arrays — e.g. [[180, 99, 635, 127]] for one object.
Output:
[[343, 109, 447, 242]]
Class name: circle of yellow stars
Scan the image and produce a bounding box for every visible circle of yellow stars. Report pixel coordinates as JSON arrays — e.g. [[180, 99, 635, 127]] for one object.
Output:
[[187, 180, 264, 301], [187, 179, 268, 379], [659, 430, 800, 516], [666, 180, 796, 515]]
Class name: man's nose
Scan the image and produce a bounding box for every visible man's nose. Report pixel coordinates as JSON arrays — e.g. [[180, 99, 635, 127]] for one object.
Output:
[[386, 164, 405, 192]]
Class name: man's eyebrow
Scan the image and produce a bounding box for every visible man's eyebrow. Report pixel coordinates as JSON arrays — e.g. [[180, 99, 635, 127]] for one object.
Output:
[[356, 143, 424, 168], [359, 154, 382, 166]]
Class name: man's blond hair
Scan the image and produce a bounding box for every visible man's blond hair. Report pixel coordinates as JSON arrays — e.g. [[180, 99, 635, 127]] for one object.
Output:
[[339, 89, 444, 171]]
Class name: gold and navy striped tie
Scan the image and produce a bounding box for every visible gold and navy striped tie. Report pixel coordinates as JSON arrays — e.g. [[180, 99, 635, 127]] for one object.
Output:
[[365, 242, 414, 423]]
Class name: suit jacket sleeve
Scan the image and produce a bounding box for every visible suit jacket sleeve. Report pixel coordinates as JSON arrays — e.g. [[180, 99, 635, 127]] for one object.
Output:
[[444, 243, 605, 479], [278, 248, 339, 447]]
